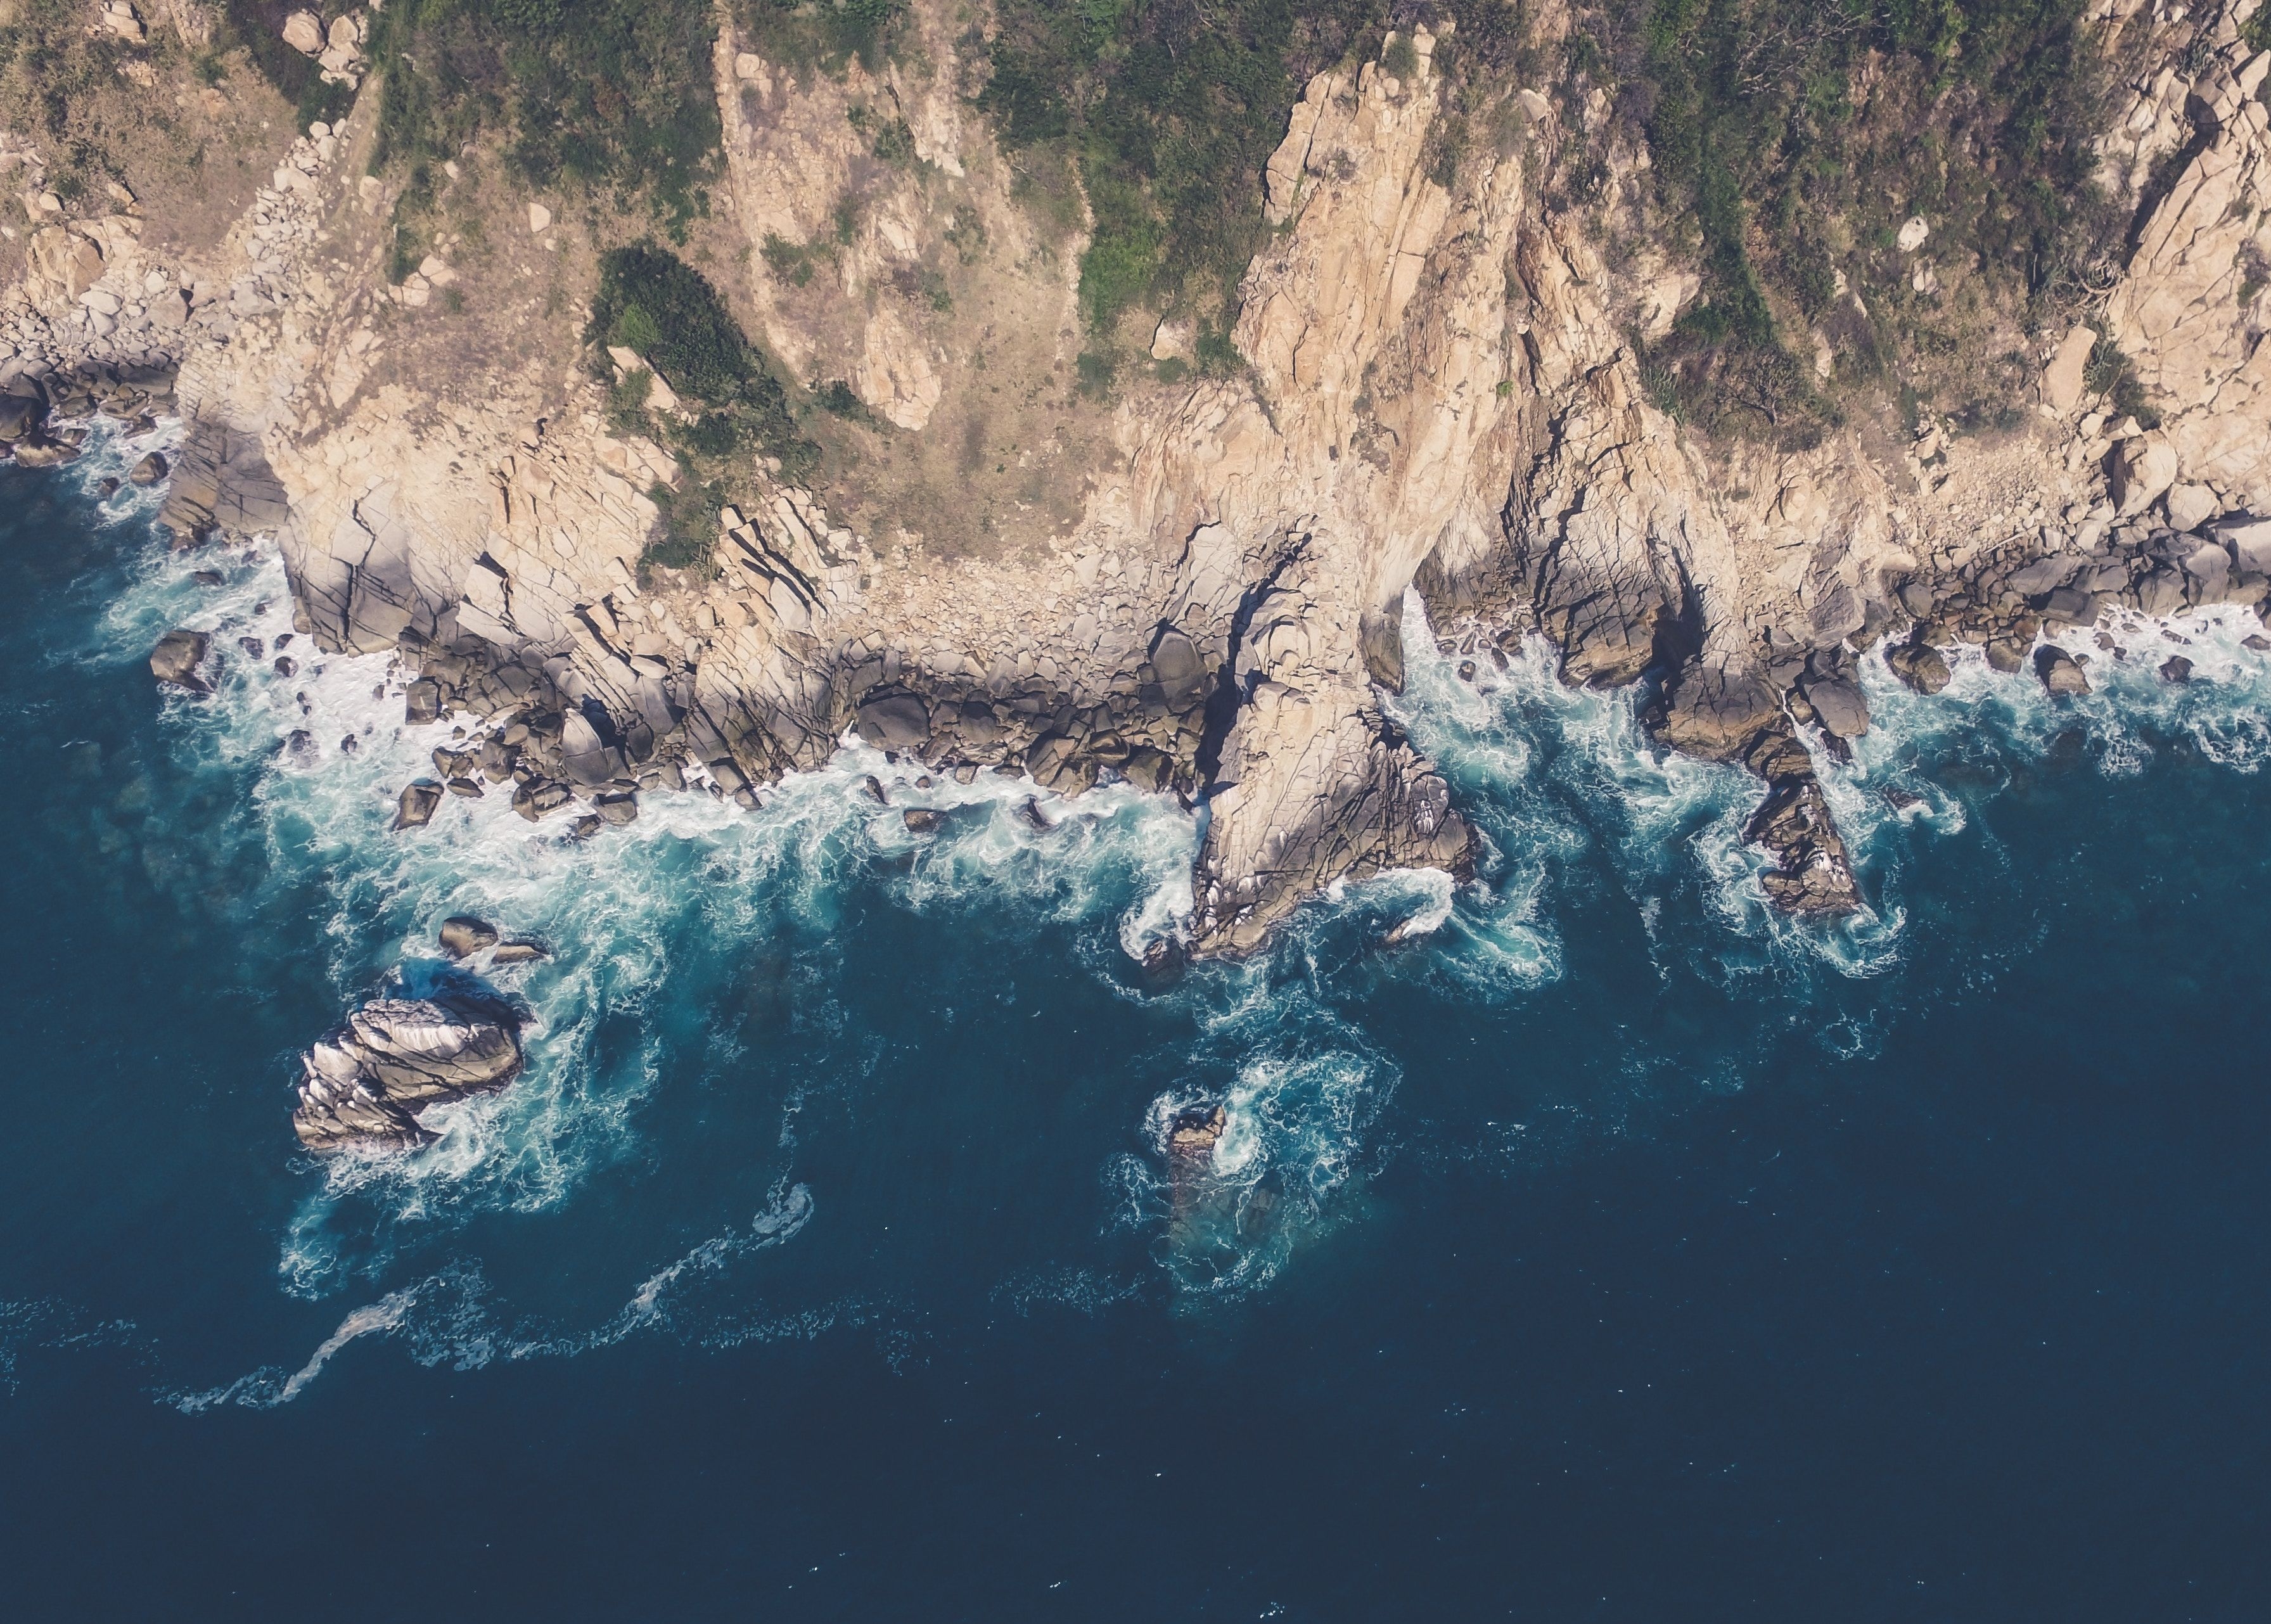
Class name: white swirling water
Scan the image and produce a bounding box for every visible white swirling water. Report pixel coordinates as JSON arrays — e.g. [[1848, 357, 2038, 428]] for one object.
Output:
[[22, 430, 2271, 1409]]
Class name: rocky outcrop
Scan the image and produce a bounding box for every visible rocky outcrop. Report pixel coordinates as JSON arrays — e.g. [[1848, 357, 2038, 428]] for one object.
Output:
[[149, 628, 210, 692], [15, 3, 2271, 957], [291, 994, 525, 1152]]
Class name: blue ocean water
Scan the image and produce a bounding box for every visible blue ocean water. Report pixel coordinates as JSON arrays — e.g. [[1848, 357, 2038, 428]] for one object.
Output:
[[4, 429, 2270, 1620]]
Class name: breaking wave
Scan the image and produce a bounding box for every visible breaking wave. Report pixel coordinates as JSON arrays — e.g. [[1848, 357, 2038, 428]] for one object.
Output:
[[46, 485, 2271, 1398]]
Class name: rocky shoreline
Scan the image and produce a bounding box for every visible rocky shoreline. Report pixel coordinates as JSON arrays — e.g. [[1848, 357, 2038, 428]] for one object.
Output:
[[8, 1, 2270, 957]]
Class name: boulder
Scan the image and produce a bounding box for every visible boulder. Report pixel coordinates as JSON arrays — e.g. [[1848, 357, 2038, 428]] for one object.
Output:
[[1148, 630, 1209, 708], [149, 629, 210, 691], [855, 693, 930, 750], [1884, 639, 1951, 695], [2211, 516, 2271, 577], [1985, 639, 2028, 674], [274, 656, 298, 677], [1653, 660, 1782, 761], [281, 10, 323, 54], [2159, 655, 2193, 684], [2033, 647, 2090, 696], [290, 994, 525, 1153], [2109, 435, 2179, 518], [1800, 674, 1869, 739], [490, 940, 548, 964], [404, 678, 442, 724], [2135, 565, 2187, 617], [2011, 557, 2077, 598], [395, 780, 444, 830], [2040, 586, 2102, 627], [0, 394, 41, 442], [2165, 484, 2218, 534], [438, 916, 499, 957], [2181, 541, 2231, 604], [1169, 1103, 1227, 1160], [1358, 609, 1404, 693], [127, 451, 168, 485], [901, 807, 944, 833], [594, 791, 639, 826]]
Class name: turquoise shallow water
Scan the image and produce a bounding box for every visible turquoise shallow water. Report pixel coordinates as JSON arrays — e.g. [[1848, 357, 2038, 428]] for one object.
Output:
[[4, 432, 2270, 1619]]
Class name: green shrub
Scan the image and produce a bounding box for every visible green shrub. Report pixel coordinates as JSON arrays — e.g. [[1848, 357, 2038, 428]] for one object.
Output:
[[733, 0, 905, 77], [979, 0, 1390, 333], [1589, 0, 2118, 445], [587, 244, 819, 478], [361, 0, 721, 231]]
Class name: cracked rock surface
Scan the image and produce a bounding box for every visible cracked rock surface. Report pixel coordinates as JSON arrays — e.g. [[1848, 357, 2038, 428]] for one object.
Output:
[[290, 995, 525, 1153]]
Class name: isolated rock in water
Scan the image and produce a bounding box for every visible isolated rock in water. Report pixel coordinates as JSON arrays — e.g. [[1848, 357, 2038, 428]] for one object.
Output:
[[149, 629, 210, 692], [1169, 1104, 1227, 1161], [2159, 655, 2194, 685], [2034, 647, 2090, 696], [394, 779, 444, 830], [291, 994, 525, 1153], [490, 940, 548, 965], [1884, 640, 1952, 695], [593, 791, 639, 826], [438, 916, 499, 958], [128, 451, 167, 485], [901, 807, 944, 833]]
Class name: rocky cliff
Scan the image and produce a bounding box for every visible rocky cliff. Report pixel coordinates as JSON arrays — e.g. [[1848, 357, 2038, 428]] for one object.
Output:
[[6, 0, 2268, 955]]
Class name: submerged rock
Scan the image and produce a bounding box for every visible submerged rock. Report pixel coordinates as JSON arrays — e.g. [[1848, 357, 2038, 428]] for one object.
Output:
[[291, 994, 525, 1153], [149, 629, 211, 693], [490, 940, 548, 965]]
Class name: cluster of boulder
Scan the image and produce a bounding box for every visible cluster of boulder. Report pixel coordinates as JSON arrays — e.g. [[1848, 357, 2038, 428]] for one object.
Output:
[[1878, 513, 2271, 698], [385, 629, 698, 836], [0, 359, 174, 470]]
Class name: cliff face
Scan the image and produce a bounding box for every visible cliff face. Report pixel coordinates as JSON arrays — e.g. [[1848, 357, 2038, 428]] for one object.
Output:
[[5, 0, 2270, 955]]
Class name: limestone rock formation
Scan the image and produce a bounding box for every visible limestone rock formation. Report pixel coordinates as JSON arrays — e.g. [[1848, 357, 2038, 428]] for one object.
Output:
[[290, 994, 525, 1152]]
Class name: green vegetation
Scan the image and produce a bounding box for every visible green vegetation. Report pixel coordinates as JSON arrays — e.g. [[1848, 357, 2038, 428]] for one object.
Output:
[[216, 1, 358, 129], [2082, 330, 2158, 429], [355, 0, 721, 234], [977, 0, 1390, 346], [732, 0, 905, 77], [587, 246, 821, 573], [1577, 0, 2119, 445]]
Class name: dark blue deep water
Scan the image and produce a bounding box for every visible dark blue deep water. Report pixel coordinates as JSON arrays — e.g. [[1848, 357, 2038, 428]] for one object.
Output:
[[5, 432, 2270, 1621]]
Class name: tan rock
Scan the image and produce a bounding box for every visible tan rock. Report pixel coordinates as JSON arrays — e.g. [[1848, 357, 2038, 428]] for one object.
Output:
[[281, 10, 321, 54], [2042, 325, 2098, 415]]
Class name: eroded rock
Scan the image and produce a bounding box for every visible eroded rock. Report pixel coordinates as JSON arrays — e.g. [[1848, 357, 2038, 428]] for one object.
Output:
[[290, 994, 525, 1153]]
